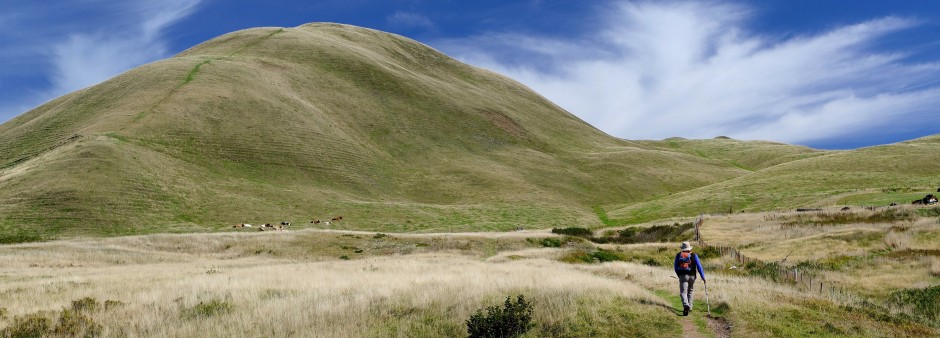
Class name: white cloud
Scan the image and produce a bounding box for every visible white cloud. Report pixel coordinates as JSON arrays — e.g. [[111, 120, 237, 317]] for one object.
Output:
[[387, 11, 434, 29], [438, 1, 940, 146], [46, 0, 201, 96], [0, 0, 200, 121]]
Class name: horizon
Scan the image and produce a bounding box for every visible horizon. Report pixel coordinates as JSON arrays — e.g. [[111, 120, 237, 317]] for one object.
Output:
[[2, 1, 940, 150]]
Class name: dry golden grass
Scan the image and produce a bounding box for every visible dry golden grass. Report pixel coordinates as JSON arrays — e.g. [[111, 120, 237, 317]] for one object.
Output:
[[0, 231, 685, 337], [1, 226, 936, 337]]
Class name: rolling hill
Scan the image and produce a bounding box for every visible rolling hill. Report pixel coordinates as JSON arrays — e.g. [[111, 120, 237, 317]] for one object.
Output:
[[0, 23, 752, 239], [1, 23, 938, 240]]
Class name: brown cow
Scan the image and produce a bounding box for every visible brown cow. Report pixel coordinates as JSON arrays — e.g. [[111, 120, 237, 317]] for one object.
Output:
[[331, 216, 344, 221]]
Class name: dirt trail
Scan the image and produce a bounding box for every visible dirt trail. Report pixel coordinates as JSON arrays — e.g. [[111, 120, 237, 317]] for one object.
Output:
[[680, 316, 706, 338]]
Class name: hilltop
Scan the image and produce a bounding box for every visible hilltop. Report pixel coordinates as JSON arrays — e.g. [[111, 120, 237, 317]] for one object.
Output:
[[1, 23, 938, 240], [0, 23, 748, 239]]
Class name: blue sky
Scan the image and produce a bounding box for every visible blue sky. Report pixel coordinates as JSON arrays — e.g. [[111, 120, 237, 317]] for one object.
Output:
[[2, 1, 940, 149]]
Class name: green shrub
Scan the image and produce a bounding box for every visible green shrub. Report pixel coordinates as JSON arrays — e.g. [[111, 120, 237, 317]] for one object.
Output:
[[0, 313, 51, 338], [466, 295, 533, 338], [71, 297, 98, 312], [539, 238, 562, 248], [551, 227, 593, 238], [0, 307, 6, 320], [373, 233, 387, 239], [54, 309, 102, 337], [592, 223, 694, 244], [560, 250, 624, 264], [184, 299, 233, 319], [339, 255, 350, 260], [696, 246, 721, 260], [889, 285, 940, 322], [643, 258, 661, 266], [591, 250, 625, 262]]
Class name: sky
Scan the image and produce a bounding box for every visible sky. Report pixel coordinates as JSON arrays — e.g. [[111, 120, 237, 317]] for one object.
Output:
[[2, 1, 940, 149]]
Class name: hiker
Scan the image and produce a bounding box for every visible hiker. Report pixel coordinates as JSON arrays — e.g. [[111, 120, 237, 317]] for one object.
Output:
[[674, 241, 706, 316]]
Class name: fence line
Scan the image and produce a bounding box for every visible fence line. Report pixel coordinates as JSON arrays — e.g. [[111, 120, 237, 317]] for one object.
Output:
[[696, 241, 853, 303]]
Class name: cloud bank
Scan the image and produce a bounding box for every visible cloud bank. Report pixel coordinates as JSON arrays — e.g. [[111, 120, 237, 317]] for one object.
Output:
[[439, 1, 940, 147], [0, 0, 200, 120]]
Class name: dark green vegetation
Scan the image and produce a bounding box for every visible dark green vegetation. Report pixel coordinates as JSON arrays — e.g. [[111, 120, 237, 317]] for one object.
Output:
[[0, 297, 117, 338], [1, 23, 939, 239], [466, 295, 533, 338]]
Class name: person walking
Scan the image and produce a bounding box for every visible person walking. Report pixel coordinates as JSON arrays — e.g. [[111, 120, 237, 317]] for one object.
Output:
[[674, 241, 706, 316]]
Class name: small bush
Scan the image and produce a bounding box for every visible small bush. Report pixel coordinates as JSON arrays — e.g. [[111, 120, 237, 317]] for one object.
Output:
[[466, 295, 533, 338], [889, 285, 940, 322], [54, 309, 102, 337], [184, 299, 233, 319], [551, 227, 593, 238], [71, 297, 98, 312], [539, 238, 562, 248], [560, 250, 624, 264], [0, 307, 6, 319], [642, 258, 661, 266], [0, 313, 51, 338], [696, 246, 721, 260], [373, 233, 387, 239], [339, 255, 350, 260], [591, 250, 625, 262], [591, 223, 694, 244]]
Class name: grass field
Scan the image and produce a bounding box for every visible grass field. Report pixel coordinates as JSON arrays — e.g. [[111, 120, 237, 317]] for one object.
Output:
[[2, 208, 937, 337]]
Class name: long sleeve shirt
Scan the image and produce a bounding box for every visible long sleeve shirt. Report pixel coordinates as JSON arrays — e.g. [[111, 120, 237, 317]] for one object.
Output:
[[674, 252, 706, 280]]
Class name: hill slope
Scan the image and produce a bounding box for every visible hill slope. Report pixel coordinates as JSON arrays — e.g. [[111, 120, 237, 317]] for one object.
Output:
[[0, 23, 751, 238], [607, 135, 940, 223]]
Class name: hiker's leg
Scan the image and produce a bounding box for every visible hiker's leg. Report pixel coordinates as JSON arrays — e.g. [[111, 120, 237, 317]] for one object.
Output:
[[679, 274, 691, 308], [687, 275, 696, 310]]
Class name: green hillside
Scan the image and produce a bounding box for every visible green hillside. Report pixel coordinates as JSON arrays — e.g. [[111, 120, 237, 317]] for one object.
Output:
[[0, 23, 751, 239], [607, 135, 940, 223], [637, 137, 826, 171]]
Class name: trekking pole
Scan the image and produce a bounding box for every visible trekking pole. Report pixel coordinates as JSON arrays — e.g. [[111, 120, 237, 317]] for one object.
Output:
[[704, 282, 711, 316]]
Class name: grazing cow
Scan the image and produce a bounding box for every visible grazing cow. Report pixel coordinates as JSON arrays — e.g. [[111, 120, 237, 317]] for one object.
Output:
[[840, 207, 850, 211], [280, 221, 290, 226], [937, 187, 940, 193], [324, 221, 332, 226], [332, 216, 343, 221], [232, 224, 243, 228], [262, 223, 274, 228], [312, 219, 321, 224], [889, 202, 898, 207]]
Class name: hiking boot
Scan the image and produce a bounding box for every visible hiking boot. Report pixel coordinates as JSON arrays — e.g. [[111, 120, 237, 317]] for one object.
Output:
[[683, 305, 689, 316]]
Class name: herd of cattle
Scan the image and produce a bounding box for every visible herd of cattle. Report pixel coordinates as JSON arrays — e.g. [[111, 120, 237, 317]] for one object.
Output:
[[232, 216, 344, 231]]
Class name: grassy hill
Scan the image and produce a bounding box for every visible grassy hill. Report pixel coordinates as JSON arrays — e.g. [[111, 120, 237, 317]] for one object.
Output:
[[0, 23, 753, 239], [1, 23, 938, 240], [607, 135, 940, 223]]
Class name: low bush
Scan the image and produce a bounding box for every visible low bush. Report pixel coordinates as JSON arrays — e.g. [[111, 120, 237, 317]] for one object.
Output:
[[560, 250, 625, 264], [0, 313, 51, 338], [538, 238, 562, 248], [54, 309, 102, 337], [72, 297, 98, 312], [466, 295, 533, 338], [551, 227, 593, 238], [889, 285, 940, 322], [184, 299, 233, 319], [591, 222, 694, 244]]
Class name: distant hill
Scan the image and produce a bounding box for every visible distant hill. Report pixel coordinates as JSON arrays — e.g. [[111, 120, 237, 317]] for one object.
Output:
[[608, 135, 940, 223], [0, 23, 749, 238]]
